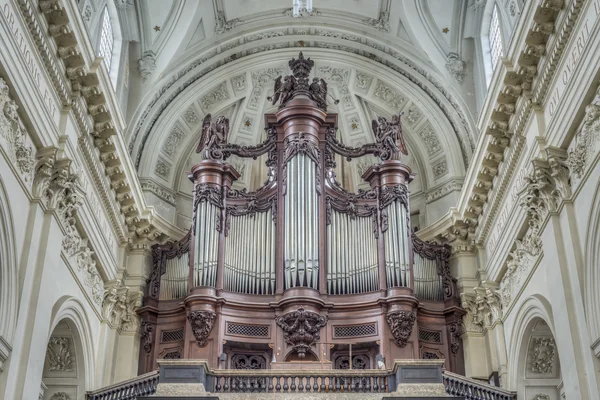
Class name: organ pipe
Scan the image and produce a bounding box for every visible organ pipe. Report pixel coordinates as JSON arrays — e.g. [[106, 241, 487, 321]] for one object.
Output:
[[223, 210, 276, 295], [284, 154, 319, 289], [159, 253, 189, 300], [194, 201, 220, 287], [327, 211, 378, 295], [383, 200, 411, 288]]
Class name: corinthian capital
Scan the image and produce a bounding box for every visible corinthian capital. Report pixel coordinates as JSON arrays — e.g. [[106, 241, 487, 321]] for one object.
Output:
[[461, 281, 502, 333]]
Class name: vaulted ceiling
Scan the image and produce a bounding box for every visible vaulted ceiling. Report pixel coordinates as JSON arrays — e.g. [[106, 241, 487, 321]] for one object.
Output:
[[121, 0, 481, 230]]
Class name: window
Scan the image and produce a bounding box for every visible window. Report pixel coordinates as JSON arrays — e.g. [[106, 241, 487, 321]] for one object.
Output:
[[99, 7, 114, 72], [489, 5, 503, 69]]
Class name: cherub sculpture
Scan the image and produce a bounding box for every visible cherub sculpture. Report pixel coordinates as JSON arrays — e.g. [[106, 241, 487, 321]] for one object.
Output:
[[372, 114, 408, 160], [196, 114, 230, 160]]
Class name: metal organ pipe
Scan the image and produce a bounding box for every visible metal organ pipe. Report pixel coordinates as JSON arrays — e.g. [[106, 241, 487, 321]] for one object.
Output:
[[223, 209, 276, 295], [383, 200, 411, 288], [194, 200, 219, 288], [159, 253, 189, 300], [326, 210, 378, 295], [284, 154, 319, 289]]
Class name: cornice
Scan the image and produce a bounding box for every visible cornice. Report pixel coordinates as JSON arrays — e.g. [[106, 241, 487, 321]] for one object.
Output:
[[19, 0, 173, 244], [434, 0, 584, 248]]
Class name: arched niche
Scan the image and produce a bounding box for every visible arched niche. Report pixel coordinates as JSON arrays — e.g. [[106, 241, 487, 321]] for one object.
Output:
[[0, 177, 18, 372], [40, 320, 87, 400], [508, 297, 564, 400]]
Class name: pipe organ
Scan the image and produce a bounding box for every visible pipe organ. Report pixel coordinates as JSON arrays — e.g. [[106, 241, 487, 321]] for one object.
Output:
[[139, 53, 465, 375]]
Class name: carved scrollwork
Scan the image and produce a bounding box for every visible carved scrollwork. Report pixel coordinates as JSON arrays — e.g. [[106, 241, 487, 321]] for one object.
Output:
[[449, 321, 463, 355], [146, 230, 191, 300], [141, 320, 155, 354], [386, 310, 416, 347], [412, 234, 457, 301], [275, 306, 328, 359], [224, 194, 277, 236], [193, 183, 224, 231], [188, 310, 217, 348], [325, 115, 406, 163], [282, 133, 322, 195]]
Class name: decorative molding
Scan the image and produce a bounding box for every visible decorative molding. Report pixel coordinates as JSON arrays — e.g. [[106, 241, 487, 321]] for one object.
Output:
[[46, 337, 74, 372], [214, 11, 241, 34], [386, 310, 416, 347], [275, 307, 328, 359], [354, 72, 373, 92], [283, 7, 321, 18], [187, 310, 217, 347], [364, 11, 390, 32], [529, 337, 556, 374], [417, 123, 442, 157], [140, 179, 176, 205], [445, 53, 466, 84], [425, 179, 463, 204], [461, 281, 502, 333], [101, 281, 143, 333], [138, 51, 157, 83]]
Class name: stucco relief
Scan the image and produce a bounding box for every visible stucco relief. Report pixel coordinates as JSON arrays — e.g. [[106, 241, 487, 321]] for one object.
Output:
[[529, 337, 557, 374], [354, 72, 373, 92], [567, 83, 600, 183], [318, 66, 353, 110], [200, 82, 230, 111], [364, 11, 390, 32], [102, 281, 143, 332], [214, 11, 241, 34], [417, 123, 442, 157], [0, 78, 35, 181], [138, 51, 157, 83], [374, 81, 406, 110], [445, 53, 466, 84], [162, 126, 186, 157], [46, 337, 74, 372], [248, 68, 284, 109]]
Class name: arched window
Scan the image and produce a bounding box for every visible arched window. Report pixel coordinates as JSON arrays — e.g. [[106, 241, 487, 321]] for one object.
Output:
[[98, 6, 114, 72], [489, 5, 503, 69]]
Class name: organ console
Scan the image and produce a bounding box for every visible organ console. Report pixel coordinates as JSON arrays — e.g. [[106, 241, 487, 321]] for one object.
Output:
[[138, 52, 465, 375]]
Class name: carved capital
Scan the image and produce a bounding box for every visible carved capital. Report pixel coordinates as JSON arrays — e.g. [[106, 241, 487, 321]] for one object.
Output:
[[188, 310, 217, 347], [386, 310, 416, 347], [275, 307, 328, 359], [102, 281, 143, 332], [461, 281, 502, 333]]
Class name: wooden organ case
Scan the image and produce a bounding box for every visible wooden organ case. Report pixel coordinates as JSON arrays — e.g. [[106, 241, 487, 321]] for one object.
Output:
[[138, 53, 465, 375]]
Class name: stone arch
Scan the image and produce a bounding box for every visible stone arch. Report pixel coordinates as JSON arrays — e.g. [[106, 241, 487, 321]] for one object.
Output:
[[41, 296, 96, 400], [584, 179, 600, 358], [507, 295, 563, 399], [0, 177, 18, 372]]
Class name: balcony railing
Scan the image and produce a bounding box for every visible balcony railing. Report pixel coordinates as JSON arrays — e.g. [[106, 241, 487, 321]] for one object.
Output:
[[211, 370, 390, 393], [86, 370, 159, 400], [443, 371, 516, 400], [86, 368, 516, 399]]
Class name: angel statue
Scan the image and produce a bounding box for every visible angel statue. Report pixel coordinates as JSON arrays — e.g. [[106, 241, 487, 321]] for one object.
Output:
[[269, 75, 296, 107], [196, 114, 230, 160], [309, 78, 328, 110], [372, 114, 408, 160]]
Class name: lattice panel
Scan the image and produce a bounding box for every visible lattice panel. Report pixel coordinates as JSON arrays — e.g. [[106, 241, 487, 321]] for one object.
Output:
[[164, 351, 181, 359], [226, 323, 270, 337], [333, 323, 377, 338], [423, 351, 440, 359], [418, 329, 442, 343], [161, 329, 184, 343]]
